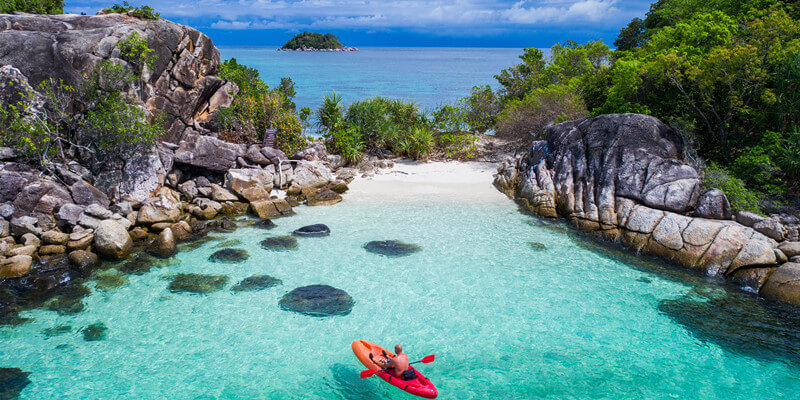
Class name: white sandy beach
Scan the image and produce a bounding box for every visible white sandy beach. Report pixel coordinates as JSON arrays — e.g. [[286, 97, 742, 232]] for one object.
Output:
[[345, 160, 506, 203]]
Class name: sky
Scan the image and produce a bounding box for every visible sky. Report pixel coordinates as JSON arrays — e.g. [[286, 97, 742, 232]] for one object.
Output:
[[65, 0, 653, 47]]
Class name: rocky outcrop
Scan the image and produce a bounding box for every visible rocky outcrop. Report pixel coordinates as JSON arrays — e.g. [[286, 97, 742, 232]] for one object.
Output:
[[495, 114, 795, 304], [0, 13, 236, 142]]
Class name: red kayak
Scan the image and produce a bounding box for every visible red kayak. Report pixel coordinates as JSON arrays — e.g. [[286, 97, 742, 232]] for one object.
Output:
[[351, 340, 438, 399]]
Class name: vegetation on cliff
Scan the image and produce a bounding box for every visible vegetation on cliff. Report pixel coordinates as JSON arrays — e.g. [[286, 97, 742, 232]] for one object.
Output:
[[215, 58, 307, 155], [280, 32, 347, 50], [102, 2, 160, 20], [0, 32, 163, 167], [0, 0, 63, 14]]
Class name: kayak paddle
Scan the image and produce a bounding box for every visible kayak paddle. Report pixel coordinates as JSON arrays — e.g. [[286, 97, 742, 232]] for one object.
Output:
[[360, 354, 435, 379]]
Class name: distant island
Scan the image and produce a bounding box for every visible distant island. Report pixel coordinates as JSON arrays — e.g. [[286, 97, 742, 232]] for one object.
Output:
[[278, 32, 358, 52]]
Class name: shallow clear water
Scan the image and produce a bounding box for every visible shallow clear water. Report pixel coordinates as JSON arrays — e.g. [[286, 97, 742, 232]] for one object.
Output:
[[3, 178, 800, 399], [217, 47, 523, 112]]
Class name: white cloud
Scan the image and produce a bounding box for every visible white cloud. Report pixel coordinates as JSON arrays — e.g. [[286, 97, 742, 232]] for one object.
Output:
[[502, 0, 621, 24], [67, 0, 645, 31]]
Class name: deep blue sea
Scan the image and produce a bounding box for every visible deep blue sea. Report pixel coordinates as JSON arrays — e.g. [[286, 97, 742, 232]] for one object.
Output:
[[218, 47, 523, 112]]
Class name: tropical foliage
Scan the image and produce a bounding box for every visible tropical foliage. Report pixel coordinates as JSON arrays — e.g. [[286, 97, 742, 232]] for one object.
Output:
[[102, 2, 160, 20], [0, 38, 163, 168], [216, 58, 307, 155], [315, 95, 478, 163], [0, 0, 63, 13]]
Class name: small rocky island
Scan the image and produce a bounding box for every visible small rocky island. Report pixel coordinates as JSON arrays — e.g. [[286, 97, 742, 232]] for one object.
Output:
[[278, 32, 357, 51]]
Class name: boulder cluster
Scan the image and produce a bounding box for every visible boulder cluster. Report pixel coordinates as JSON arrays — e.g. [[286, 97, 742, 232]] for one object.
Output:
[[0, 14, 384, 311], [495, 114, 800, 305]]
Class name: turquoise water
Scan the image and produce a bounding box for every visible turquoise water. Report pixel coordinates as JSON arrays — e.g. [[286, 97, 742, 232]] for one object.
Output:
[[3, 179, 800, 398], [217, 47, 523, 112]]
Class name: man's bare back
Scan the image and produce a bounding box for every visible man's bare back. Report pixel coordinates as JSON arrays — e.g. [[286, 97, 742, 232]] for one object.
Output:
[[372, 344, 411, 379]]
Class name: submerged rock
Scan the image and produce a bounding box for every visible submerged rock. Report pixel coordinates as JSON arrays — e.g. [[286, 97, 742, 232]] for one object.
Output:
[[293, 224, 330, 237], [659, 291, 800, 365], [232, 275, 282, 292], [92, 270, 129, 292], [528, 242, 547, 251], [0, 367, 31, 399], [363, 240, 421, 257], [44, 284, 90, 316], [261, 236, 298, 251], [42, 325, 72, 338], [207, 219, 237, 233], [252, 219, 276, 230], [81, 322, 107, 342], [118, 253, 179, 275], [214, 239, 241, 248], [168, 273, 230, 294], [209, 248, 249, 263], [279, 284, 354, 317]]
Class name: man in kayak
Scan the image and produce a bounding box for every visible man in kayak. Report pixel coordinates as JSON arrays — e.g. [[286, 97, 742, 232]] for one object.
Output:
[[370, 344, 413, 379]]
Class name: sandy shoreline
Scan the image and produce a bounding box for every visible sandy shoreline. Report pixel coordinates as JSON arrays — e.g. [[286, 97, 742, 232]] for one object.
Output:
[[345, 160, 506, 203]]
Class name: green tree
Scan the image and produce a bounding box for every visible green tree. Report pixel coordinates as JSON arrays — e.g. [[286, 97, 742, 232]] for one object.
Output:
[[0, 0, 63, 14]]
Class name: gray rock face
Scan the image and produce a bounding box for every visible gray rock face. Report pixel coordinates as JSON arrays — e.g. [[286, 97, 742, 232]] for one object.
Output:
[[56, 204, 85, 227], [0, 13, 236, 143], [174, 133, 241, 172], [292, 142, 329, 162], [118, 150, 166, 204], [694, 189, 732, 220], [69, 180, 110, 208], [495, 113, 785, 302]]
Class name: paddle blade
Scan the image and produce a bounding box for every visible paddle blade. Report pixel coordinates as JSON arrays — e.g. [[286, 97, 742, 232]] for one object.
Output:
[[360, 369, 377, 379], [421, 354, 435, 363]]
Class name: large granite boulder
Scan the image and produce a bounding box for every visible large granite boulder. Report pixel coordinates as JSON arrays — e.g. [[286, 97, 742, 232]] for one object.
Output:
[[137, 189, 181, 225], [93, 219, 132, 259], [224, 168, 273, 201], [495, 114, 783, 301], [174, 133, 241, 172], [292, 161, 333, 188], [760, 263, 800, 304], [0, 13, 236, 143]]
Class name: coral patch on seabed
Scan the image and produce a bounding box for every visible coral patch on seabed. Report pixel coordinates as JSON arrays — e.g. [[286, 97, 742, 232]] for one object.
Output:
[[232, 275, 282, 292], [0, 367, 31, 400], [363, 240, 421, 257], [279, 285, 354, 317], [92, 270, 129, 292], [168, 273, 230, 294], [209, 248, 250, 263], [42, 325, 72, 338], [44, 284, 91, 316], [81, 322, 108, 342], [261, 236, 299, 251], [528, 242, 547, 251]]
